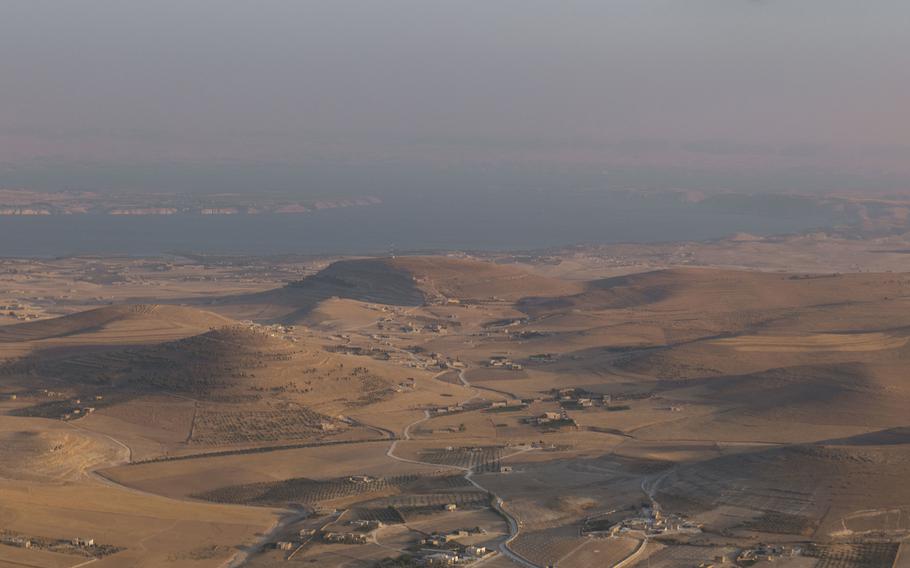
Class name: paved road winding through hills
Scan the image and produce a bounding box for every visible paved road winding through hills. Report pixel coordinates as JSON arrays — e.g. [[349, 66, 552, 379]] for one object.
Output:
[[385, 366, 541, 567]]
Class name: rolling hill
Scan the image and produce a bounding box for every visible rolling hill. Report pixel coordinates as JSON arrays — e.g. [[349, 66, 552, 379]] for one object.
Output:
[[0, 304, 233, 343], [3, 324, 298, 394], [0, 427, 124, 482], [519, 268, 910, 318], [656, 431, 910, 539]]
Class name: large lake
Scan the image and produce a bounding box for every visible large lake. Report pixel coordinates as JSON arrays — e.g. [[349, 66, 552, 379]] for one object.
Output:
[[0, 193, 841, 257]]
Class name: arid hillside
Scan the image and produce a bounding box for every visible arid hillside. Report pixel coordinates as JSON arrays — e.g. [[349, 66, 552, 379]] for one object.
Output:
[[2, 325, 297, 393], [521, 268, 909, 317], [657, 429, 910, 539], [0, 425, 124, 482], [212, 256, 580, 323], [0, 304, 232, 343], [7, 256, 910, 568]]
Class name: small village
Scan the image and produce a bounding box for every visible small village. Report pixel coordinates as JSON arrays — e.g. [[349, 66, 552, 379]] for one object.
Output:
[[598, 505, 702, 539], [0, 301, 43, 320], [268, 510, 497, 567], [0, 530, 121, 558]]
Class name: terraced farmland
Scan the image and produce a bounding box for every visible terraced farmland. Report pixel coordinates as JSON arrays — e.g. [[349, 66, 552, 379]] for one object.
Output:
[[194, 473, 420, 506], [419, 446, 503, 472], [189, 406, 341, 445]]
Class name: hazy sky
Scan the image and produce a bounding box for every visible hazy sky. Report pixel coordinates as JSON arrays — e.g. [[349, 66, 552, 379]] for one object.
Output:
[[2, 1, 909, 194]]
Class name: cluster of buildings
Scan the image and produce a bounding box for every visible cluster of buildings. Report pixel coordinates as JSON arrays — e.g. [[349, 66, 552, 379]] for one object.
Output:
[[276, 511, 392, 552], [420, 353, 463, 371], [346, 475, 377, 484], [422, 545, 492, 566], [555, 388, 598, 408], [486, 355, 522, 371], [525, 410, 577, 428], [556, 387, 616, 404], [270, 512, 497, 567], [393, 378, 417, 393], [275, 540, 297, 551], [350, 519, 384, 531], [322, 531, 369, 544], [421, 528, 483, 548], [6, 388, 96, 405], [241, 321, 297, 342], [60, 397, 98, 420], [376, 317, 451, 335], [431, 404, 467, 416], [274, 526, 371, 551], [0, 302, 40, 320], [604, 506, 700, 538], [417, 529, 493, 566], [433, 396, 536, 417], [488, 399, 527, 410], [553, 387, 649, 410], [430, 400, 489, 416], [736, 544, 802, 564], [373, 344, 464, 372], [41, 389, 67, 398], [0, 535, 33, 549], [0, 533, 98, 554]]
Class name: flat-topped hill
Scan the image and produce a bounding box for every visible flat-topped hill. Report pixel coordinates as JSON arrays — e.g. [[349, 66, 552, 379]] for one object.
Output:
[[220, 256, 579, 322], [380, 256, 579, 301], [289, 256, 578, 304], [287, 257, 427, 305]]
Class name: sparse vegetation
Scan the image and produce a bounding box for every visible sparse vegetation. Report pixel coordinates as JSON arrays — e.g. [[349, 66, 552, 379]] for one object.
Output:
[[7, 253, 910, 568]]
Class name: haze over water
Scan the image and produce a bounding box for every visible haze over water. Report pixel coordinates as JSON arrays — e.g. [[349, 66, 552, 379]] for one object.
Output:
[[0, 194, 838, 257]]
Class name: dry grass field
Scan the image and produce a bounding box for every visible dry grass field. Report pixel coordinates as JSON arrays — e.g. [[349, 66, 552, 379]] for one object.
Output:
[[0, 477, 278, 568]]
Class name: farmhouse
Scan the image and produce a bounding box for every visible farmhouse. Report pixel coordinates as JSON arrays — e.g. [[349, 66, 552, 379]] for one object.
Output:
[[347, 475, 376, 483], [424, 552, 461, 566], [466, 545, 490, 558], [323, 532, 368, 544], [350, 519, 383, 530]]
